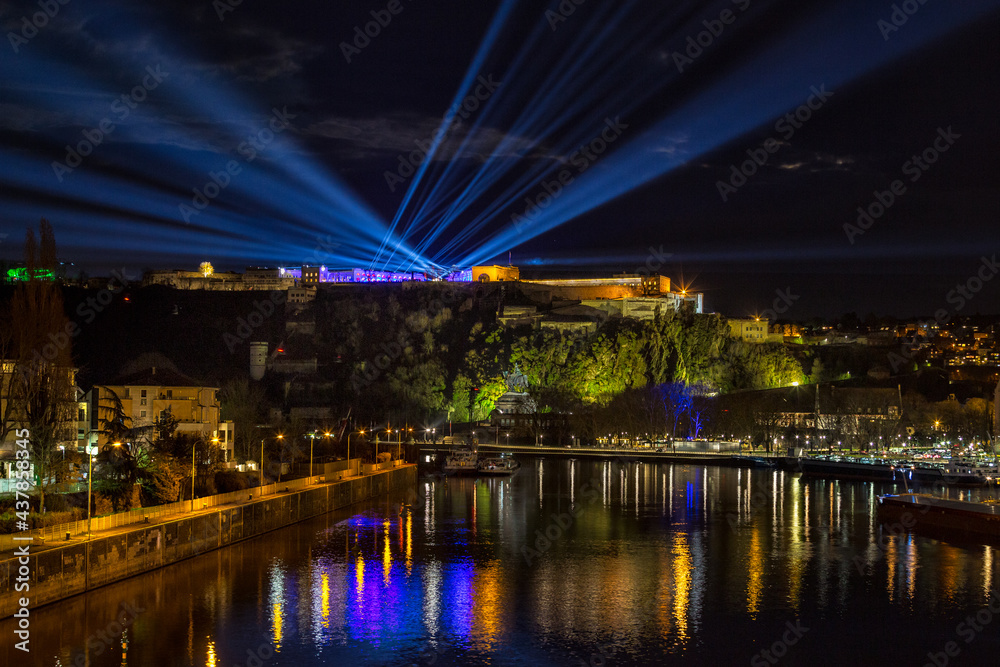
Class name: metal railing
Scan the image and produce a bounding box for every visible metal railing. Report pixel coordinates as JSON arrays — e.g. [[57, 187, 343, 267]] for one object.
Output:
[[0, 458, 373, 552]]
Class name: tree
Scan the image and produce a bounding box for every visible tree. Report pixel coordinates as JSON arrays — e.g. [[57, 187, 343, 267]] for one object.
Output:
[[95, 441, 140, 511], [6, 220, 76, 513], [219, 378, 266, 461], [658, 382, 693, 444]]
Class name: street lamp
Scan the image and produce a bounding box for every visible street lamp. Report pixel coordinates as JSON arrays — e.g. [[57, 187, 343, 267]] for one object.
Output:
[[309, 432, 316, 479], [276, 434, 284, 482], [191, 440, 197, 512], [398, 428, 411, 461], [86, 443, 100, 539], [347, 429, 364, 475]]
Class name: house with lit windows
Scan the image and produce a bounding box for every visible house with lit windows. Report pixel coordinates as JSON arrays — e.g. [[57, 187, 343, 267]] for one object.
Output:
[[87, 364, 234, 460]]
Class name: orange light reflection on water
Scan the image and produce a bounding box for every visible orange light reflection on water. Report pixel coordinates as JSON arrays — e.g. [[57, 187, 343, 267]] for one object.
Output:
[[672, 532, 692, 644], [746, 528, 764, 617], [470, 563, 503, 652]]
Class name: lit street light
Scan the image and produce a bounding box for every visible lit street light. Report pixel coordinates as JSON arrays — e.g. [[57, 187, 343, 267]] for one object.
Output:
[[276, 434, 284, 482], [347, 429, 364, 475], [191, 440, 197, 512], [86, 443, 100, 538], [309, 432, 316, 479]]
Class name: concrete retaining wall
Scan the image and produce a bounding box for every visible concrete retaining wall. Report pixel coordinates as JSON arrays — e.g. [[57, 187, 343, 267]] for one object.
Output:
[[0, 465, 415, 619]]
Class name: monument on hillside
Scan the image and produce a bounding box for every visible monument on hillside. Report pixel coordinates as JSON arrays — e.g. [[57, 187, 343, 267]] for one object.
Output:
[[495, 364, 536, 414]]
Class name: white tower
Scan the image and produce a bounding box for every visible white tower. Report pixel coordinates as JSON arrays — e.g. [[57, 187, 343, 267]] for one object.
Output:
[[250, 342, 268, 381]]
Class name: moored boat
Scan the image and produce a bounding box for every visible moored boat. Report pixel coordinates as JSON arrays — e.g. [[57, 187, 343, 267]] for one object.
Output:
[[443, 448, 478, 475], [902, 458, 998, 487], [798, 455, 898, 482], [477, 455, 520, 476], [731, 455, 777, 469], [877, 493, 1000, 541]]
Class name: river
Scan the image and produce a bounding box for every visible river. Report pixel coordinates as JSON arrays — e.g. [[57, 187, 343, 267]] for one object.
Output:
[[4, 457, 999, 666]]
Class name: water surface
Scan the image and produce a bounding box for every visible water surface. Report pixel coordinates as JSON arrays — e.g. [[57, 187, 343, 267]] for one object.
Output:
[[5, 457, 999, 666]]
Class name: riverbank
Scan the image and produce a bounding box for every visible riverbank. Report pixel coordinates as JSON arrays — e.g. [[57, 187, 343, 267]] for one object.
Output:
[[0, 464, 416, 619], [421, 442, 779, 467]]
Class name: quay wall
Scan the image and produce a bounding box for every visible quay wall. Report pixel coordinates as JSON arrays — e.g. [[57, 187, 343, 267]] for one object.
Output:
[[0, 465, 416, 619]]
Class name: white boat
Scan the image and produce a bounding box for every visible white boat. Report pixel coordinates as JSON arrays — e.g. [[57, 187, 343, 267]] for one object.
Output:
[[477, 455, 520, 476], [443, 449, 478, 475], [938, 458, 998, 486]]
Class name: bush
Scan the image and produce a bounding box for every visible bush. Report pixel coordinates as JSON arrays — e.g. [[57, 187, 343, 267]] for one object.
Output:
[[194, 478, 217, 498], [44, 494, 71, 512], [215, 470, 249, 493], [0, 508, 85, 533]]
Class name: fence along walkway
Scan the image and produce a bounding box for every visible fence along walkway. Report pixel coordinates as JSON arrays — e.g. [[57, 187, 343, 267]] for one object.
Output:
[[0, 459, 374, 552]]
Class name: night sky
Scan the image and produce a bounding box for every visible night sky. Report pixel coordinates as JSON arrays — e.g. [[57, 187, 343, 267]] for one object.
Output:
[[1, 0, 998, 319]]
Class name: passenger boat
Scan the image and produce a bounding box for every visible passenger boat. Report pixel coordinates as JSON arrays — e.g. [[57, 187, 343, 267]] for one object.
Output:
[[477, 455, 520, 476], [877, 493, 1000, 541], [941, 459, 998, 485], [903, 458, 998, 486], [442, 449, 478, 476], [798, 455, 898, 482]]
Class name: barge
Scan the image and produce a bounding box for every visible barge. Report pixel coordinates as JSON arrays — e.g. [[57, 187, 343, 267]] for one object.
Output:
[[799, 456, 899, 482], [877, 493, 1000, 541]]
